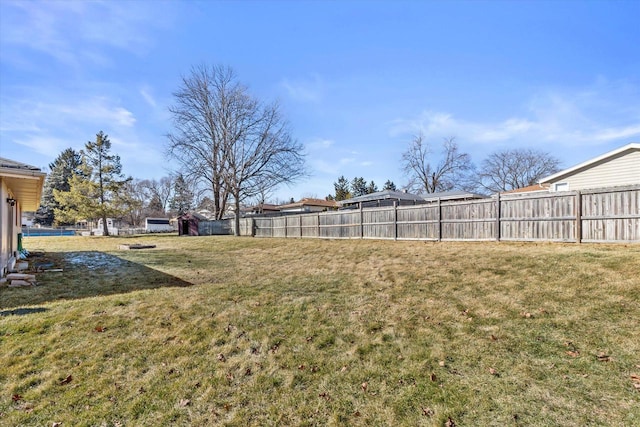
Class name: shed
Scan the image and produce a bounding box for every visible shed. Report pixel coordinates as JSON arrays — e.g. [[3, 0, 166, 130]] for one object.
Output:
[[177, 212, 207, 236]]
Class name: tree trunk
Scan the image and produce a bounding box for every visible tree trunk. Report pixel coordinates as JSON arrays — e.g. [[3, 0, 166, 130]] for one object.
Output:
[[234, 194, 241, 237], [102, 213, 109, 236]]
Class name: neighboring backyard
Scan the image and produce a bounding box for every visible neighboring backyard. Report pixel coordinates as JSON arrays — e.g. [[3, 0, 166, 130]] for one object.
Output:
[[1, 235, 639, 426]]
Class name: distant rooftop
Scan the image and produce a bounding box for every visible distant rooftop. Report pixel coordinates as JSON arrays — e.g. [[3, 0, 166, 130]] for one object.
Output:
[[278, 198, 339, 210], [339, 190, 423, 206]]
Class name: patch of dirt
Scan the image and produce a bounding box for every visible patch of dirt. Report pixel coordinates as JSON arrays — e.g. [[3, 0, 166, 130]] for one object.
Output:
[[65, 252, 129, 271]]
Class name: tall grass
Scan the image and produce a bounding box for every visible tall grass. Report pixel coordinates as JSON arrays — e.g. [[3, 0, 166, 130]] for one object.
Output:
[[1, 236, 639, 426]]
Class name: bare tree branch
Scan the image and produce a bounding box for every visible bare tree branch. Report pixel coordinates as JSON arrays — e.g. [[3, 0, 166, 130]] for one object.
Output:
[[401, 134, 472, 193], [475, 148, 561, 193]]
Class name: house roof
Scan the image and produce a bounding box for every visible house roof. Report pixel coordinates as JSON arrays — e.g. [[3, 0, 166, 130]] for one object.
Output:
[[501, 183, 550, 195], [339, 190, 423, 205], [278, 198, 338, 210], [421, 190, 487, 202], [539, 143, 640, 184], [178, 212, 208, 221], [0, 157, 46, 211]]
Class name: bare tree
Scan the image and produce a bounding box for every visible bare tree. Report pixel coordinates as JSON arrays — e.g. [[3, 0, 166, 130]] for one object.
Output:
[[144, 176, 174, 214], [401, 134, 472, 193], [222, 98, 305, 235], [166, 64, 235, 220], [475, 148, 561, 193], [166, 64, 305, 231]]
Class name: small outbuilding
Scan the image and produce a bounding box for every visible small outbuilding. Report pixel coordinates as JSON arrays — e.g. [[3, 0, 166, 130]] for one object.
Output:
[[177, 212, 208, 236]]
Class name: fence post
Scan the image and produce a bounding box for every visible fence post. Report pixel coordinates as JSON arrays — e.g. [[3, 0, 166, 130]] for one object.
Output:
[[575, 191, 582, 243], [495, 193, 501, 241], [437, 198, 442, 241], [284, 215, 288, 238], [360, 203, 364, 239], [394, 201, 398, 240], [300, 215, 303, 238]]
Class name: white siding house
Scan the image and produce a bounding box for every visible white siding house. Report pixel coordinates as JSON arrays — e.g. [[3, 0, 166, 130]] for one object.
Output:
[[0, 158, 46, 276], [540, 143, 640, 192]]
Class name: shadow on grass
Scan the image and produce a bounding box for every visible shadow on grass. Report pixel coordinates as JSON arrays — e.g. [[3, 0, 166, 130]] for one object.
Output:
[[0, 307, 48, 317], [0, 251, 194, 310]]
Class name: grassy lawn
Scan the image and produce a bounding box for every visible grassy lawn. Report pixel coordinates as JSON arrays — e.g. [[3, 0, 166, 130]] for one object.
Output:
[[1, 235, 639, 426]]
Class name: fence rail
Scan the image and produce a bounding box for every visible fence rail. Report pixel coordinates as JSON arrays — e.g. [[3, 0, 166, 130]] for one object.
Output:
[[199, 185, 639, 243]]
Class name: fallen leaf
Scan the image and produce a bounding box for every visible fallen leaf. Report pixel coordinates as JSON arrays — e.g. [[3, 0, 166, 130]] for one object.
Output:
[[490, 334, 498, 341], [354, 410, 361, 417], [12, 394, 22, 402], [179, 399, 190, 407], [217, 353, 226, 362], [52, 423, 62, 427], [566, 351, 580, 358], [521, 312, 532, 318], [429, 373, 437, 382], [445, 417, 457, 427], [298, 365, 305, 370], [340, 366, 348, 372], [629, 374, 640, 382], [438, 361, 446, 367], [596, 352, 611, 362], [361, 382, 368, 392], [94, 325, 105, 333], [489, 367, 499, 376], [422, 407, 434, 416], [60, 375, 72, 385], [310, 365, 319, 372], [244, 367, 252, 376]]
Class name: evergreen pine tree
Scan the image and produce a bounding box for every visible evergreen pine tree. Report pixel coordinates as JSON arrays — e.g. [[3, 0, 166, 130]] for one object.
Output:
[[333, 176, 351, 201], [382, 180, 397, 191], [351, 177, 368, 197], [35, 148, 82, 226], [169, 174, 194, 215], [54, 131, 131, 235]]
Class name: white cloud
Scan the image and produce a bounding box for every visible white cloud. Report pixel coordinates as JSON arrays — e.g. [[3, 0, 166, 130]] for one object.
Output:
[[6, 97, 136, 130], [281, 74, 325, 102], [140, 86, 158, 109], [13, 135, 71, 157], [389, 80, 640, 151], [305, 138, 334, 150], [0, 0, 175, 67]]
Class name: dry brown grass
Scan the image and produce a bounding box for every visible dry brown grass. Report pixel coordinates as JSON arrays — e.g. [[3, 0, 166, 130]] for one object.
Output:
[[1, 236, 639, 426]]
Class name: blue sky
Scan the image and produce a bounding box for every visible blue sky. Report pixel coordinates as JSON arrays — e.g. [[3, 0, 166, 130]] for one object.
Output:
[[1, 0, 639, 202]]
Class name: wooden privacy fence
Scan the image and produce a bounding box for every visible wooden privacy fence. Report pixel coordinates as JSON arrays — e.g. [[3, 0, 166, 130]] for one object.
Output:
[[204, 185, 639, 243]]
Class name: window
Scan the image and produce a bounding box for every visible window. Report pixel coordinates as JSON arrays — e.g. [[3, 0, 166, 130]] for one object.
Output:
[[554, 183, 569, 192]]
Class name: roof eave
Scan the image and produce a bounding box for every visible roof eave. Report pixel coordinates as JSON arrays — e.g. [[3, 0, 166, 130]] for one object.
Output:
[[539, 143, 640, 184]]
